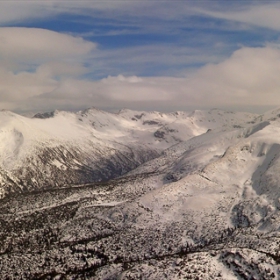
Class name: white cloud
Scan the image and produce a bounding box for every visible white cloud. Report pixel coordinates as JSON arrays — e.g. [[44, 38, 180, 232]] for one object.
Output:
[[0, 1, 279, 35], [0, 28, 96, 65], [20, 76, 179, 112], [0, 1, 218, 35], [0, 1, 187, 25], [0, 2, 54, 24], [195, 3, 280, 31], [0, 27, 96, 111], [0, 4, 280, 114], [12, 46, 280, 114], [186, 47, 280, 107]]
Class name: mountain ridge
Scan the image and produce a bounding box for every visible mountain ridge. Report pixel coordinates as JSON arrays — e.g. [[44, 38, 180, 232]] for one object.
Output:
[[0, 106, 257, 197]]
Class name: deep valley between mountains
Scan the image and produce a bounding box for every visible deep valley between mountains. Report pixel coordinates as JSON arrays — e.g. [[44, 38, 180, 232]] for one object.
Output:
[[2, 107, 280, 279]]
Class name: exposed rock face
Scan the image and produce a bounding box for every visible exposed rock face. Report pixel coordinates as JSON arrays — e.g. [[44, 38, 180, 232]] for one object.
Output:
[[33, 111, 55, 119]]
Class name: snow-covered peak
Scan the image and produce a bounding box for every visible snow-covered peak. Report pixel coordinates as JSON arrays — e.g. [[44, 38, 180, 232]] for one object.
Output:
[[25, 107, 260, 152], [79, 106, 107, 115], [188, 108, 257, 128], [253, 107, 280, 123]]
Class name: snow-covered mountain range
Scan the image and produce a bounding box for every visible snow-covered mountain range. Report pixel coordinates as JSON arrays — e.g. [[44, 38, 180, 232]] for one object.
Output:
[[3, 106, 280, 278], [0, 107, 256, 197]]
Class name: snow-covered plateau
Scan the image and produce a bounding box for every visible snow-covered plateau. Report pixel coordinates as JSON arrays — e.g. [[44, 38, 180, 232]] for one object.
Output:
[[2, 107, 280, 279]]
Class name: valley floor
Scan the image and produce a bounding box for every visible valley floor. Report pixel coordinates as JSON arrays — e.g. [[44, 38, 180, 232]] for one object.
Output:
[[0, 173, 279, 280]]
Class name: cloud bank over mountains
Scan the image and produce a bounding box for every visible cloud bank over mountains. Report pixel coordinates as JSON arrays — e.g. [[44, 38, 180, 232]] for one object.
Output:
[[0, 2, 280, 113]]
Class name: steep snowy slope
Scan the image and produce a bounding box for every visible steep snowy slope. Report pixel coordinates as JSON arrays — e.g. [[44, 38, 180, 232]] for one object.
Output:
[[128, 110, 280, 225], [112, 108, 280, 278], [0, 109, 159, 196]]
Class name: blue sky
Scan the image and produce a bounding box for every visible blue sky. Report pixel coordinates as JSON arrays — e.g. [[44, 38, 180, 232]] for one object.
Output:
[[1, 1, 280, 113]]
